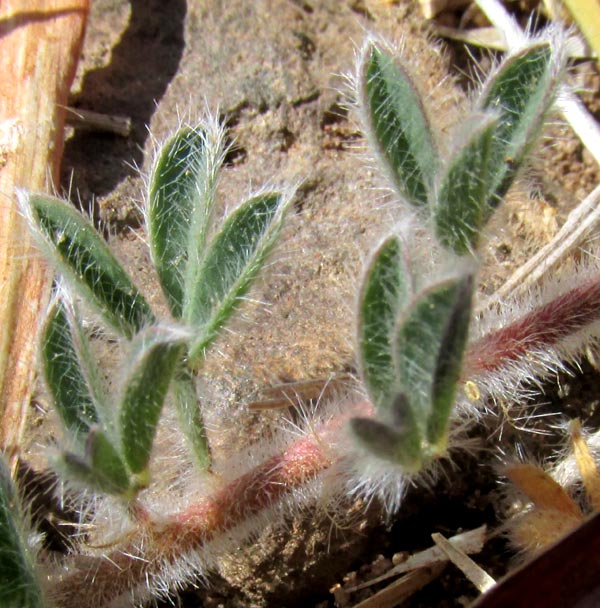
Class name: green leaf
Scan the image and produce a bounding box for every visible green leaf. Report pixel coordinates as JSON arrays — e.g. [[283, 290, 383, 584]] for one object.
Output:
[[21, 193, 154, 338], [427, 275, 474, 447], [360, 42, 437, 205], [59, 452, 132, 498], [434, 115, 499, 254], [394, 275, 473, 447], [42, 301, 99, 443], [59, 428, 132, 497], [186, 191, 291, 362], [479, 42, 561, 210], [119, 328, 184, 474], [147, 122, 225, 318], [172, 369, 211, 471], [350, 394, 422, 470], [86, 428, 132, 495], [357, 235, 412, 414], [0, 457, 45, 608]]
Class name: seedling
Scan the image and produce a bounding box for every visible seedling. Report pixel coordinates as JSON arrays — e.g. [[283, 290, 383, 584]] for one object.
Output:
[[351, 31, 566, 470], [19, 117, 292, 497]]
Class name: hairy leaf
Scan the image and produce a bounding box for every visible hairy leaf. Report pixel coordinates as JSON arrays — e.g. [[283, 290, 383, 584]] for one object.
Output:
[[358, 235, 412, 412], [360, 42, 436, 205], [394, 275, 473, 445], [0, 457, 45, 608], [427, 275, 474, 446], [22, 193, 154, 338], [86, 428, 132, 495], [350, 411, 422, 471], [42, 302, 99, 443], [435, 115, 499, 254], [479, 42, 562, 210], [148, 122, 225, 317], [60, 450, 131, 498], [119, 328, 184, 474], [349, 394, 422, 468], [186, 191, 290, 362]]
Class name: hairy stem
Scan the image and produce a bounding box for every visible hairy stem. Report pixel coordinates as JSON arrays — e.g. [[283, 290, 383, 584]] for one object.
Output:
[[51, 411, 345, 606], [51, 277, 600, 604], [465, 276, 600, 376]]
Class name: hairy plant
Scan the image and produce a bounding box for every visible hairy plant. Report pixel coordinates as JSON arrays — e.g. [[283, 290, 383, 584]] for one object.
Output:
[[0, 456, 44, 608], [350, 30, 567, 469], [21, 117, 291, 496], [2, 26, 600, 608]]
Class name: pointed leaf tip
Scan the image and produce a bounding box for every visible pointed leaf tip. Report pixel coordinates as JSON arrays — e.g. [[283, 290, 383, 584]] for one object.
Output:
[[360, 42, 436, 206], [148, 122, 225, 318], [24, 193, 154, 338], [479, 41, 562, 209]]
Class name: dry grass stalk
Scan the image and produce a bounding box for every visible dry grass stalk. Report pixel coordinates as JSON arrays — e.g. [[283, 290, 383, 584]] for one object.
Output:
[[0, 0, 89, 462]]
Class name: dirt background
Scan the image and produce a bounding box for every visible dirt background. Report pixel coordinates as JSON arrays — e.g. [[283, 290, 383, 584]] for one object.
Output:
[[31, 0, 600, 606]]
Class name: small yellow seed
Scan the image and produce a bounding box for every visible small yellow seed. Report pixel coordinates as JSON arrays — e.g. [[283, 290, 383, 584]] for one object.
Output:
[[464, 380, 480, 401]]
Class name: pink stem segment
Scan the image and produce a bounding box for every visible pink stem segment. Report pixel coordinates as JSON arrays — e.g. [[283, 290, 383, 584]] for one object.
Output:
[[464, 277, 600, 376], [51, 417, 339, 605], [51, 276, 600, 605]]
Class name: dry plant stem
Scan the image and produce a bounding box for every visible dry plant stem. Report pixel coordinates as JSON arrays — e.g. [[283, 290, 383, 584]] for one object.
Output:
[[483, 184, 600, 307], [569, 419, 600, 510], [350, 565, 446, 608], [505, 463, 582, 516], [434, 25, 591, 58], [51, 275, 600, 604], [431, 532, 496, 593], [433, 25, 511, 51], [0, 1, 89, 459], [64, 107, 131, 137]]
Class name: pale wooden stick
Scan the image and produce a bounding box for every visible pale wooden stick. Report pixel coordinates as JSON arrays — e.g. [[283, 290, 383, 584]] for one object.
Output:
[[432, 532, 496, 593], [347, 525, 487, 591], [0, 1, 89, 463], [560, 0, 600, 63]]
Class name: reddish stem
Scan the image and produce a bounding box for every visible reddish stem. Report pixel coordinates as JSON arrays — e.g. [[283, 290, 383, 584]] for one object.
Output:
[[51, 278, 600, 605], [464, 276, 600, 376], [51, 417, 339, 605]]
